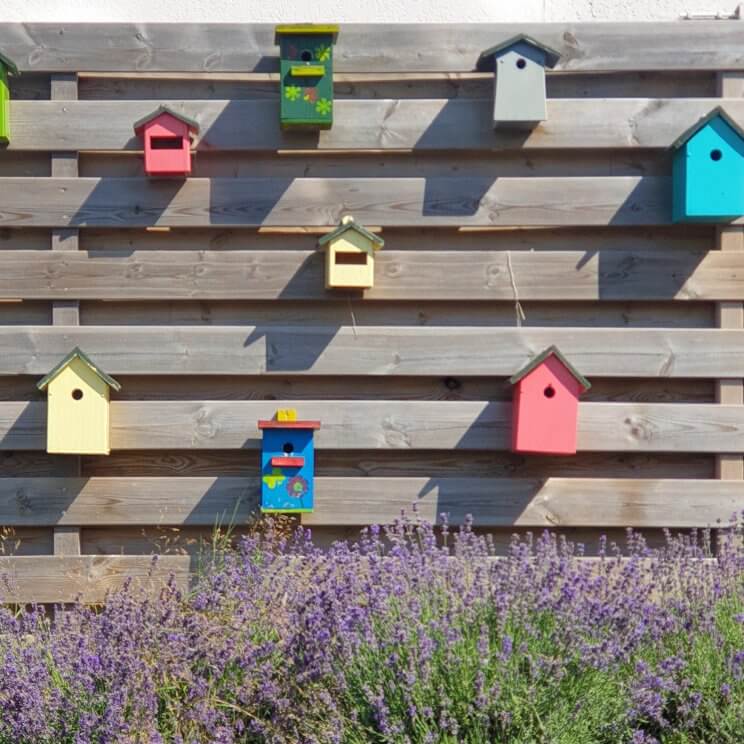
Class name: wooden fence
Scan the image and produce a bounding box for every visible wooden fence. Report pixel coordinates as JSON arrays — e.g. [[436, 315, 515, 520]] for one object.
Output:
[[1, 22, 744, 603]]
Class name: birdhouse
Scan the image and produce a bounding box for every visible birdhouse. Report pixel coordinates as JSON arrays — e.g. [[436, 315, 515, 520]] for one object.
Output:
[[510, 346, 590, 456], [275, 24, 339, 130], [318, 215, 384, 289], [133, 106, 199, 177], [36, 348, 121, 455], [478, 35, 560, 129], [258, 409, 321, 513], [0, 51, 18, 145], [672, 107, 744, 222]]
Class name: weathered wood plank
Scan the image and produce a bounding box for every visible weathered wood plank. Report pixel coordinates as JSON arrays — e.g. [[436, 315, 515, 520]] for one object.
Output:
[[0, 401, 739, 452], [9, 99, 744, 152], [0, 23, 742, 72], [0, 326, 736, 377], [0, 555, 191, 604], [0, 249, 732, 301], [0, 476, 737, 529], [0, 177, 671, 228]]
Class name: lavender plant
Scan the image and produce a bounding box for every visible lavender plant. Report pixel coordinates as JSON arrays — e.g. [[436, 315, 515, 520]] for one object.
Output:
[[0, 514, 743, 743]]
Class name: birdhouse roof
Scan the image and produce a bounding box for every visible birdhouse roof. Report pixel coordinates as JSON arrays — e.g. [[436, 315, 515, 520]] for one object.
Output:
[[0, 51, 18, 76], [133, 106, 200, 136], [671, 106, 744, 150], [509, 345, 591, 391], [275, 24, 339, 44], [258, 419, 321, 430], [478, 34, 561, 71], [317, 218, 384, 249], [36, 348, 122, 392]]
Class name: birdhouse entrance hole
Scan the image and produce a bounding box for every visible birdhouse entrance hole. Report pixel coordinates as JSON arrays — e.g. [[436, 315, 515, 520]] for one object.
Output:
[[151, 137, 182, 150], [710, 148, 723, 161], [543, 385, 556, 399], [516, 58, 527, 69], [300, 49, 313, 61], [334, 252, 368, 265], [71, 388, 84, 400], [283, 442, 294, 454]]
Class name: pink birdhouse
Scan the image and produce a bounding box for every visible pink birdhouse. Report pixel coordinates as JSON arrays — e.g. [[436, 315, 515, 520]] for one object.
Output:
[[509, 346, 591, 456], [133, 106, 199, 177]]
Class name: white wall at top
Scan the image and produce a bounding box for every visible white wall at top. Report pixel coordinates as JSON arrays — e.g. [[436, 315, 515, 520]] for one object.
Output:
[[0, 0, 740, 22]]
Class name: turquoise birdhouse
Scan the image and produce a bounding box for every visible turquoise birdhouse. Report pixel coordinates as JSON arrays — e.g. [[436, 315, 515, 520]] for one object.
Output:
[[258, 409, 321, 513], [672, 107, 744, 223]]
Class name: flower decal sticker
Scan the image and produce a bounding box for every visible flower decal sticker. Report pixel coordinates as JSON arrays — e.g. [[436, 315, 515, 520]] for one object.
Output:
[[285, 86, 302, 101], [263, 468, 286, 490], [315, 98, 332, 116], [315, 45, 331, 62], [287, 476, 309, 499]]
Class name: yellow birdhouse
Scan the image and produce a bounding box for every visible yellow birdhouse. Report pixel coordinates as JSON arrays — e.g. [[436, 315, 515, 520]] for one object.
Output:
[[36, 348, 121, 455], [318, 215, 384, 290]]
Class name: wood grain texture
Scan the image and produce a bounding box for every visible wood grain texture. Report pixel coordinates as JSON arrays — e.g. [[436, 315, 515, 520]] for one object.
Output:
[[0, 23, 742, 72], [0, 400, 738, 452], [0, 476, 737, 529], [0, 249, 733, 301], [9, 99, 744, 152], [0, 326, 737, 377], [0, 177, 671, 228], [0, 555, 191, 603]]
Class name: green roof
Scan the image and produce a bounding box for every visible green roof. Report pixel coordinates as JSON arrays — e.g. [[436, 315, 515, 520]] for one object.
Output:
[[509, 345, 591, 391], [671, 106, 744, 149], [133, 105, 200, 135], [478, 34, 561, 71], [275, 24, 339, 44], [0, 51, 18, 76], [37, 348, 122, 392], [317, 218, 384, 249]]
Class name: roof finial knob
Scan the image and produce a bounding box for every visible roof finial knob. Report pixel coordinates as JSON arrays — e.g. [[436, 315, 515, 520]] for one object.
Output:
[[341, 214, 355, 225]]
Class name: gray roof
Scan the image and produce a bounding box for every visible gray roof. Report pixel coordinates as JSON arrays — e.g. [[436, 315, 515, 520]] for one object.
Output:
[[509, 345, 591, 391], [478, 34, 561, 71], [133, 105, 200, 135], [0, 51, 18, 76], [671, 106, 744, 149]]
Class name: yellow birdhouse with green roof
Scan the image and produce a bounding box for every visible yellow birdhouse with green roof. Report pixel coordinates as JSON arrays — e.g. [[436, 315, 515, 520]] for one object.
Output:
[[318, 215, 384, 290], [37, 348, 121, 455]]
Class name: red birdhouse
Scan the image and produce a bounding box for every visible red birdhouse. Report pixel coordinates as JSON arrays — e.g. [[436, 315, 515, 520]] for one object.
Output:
[[133, 106, 199, 177], [509, 346, 591, 456]]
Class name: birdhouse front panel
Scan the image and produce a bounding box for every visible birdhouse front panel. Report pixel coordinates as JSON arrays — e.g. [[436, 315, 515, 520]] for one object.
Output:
[[259, 422, 320, 512], [277, 26, 337, 130], [138, 113, 193, 177], [325, 230, 375, 289], [672, 114, 744, 222], [493, 43, 548, 128], [0, 60, 13, 145], [511, 354, 586, 456], [46, 356, 113, 455]]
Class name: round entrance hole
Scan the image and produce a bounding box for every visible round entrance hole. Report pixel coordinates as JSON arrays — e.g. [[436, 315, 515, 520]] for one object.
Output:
[[543, 385, 556, 399], [71, 389, 84, 401], [711, 149, 723, 162], [300, 49, 313, 62], [516, 58, 527, 69], [283, 442, 294, 455]]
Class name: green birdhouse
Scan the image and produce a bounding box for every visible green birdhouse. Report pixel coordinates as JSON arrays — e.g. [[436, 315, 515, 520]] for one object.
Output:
[[0, 51, 18, 145], [275, 24, 339, 130]]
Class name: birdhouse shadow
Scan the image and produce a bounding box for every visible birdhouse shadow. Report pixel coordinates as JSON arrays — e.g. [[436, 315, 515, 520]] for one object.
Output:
[[69, 178, 186, 228], [422, 175, 496, 218], [0, 401, 46, 451], [209, 176, 295, 226], [609, 177, 673, 227], [180, 476, 261, 527], [243, 323, 342, 372]]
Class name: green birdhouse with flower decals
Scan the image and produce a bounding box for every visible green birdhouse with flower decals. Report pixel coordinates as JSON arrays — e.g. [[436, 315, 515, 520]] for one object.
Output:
[[0, 51, 18, 145], [275, 24, 338, 130]]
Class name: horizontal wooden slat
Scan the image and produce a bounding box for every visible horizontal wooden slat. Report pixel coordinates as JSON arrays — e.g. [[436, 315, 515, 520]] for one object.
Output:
[[0, 177, 670, 227], [0, 23, 741, 72], [0, 249, 733, 301], [0, 555, 191, 604], [0, 326, 738, 377], [0, 401, 740, 452], [8, 99, 744, 152], [0, 476, 737, 529]]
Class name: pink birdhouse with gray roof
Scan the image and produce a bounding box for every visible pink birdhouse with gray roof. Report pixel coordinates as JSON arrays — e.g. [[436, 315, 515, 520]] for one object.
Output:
[[510, 346, 590, 456], [133, 106, 199, 177]]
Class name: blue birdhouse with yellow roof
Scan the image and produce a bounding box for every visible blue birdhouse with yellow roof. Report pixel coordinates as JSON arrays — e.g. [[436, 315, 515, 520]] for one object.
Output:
[[258, 409, 321, 513], [672, 107, 744, 222]]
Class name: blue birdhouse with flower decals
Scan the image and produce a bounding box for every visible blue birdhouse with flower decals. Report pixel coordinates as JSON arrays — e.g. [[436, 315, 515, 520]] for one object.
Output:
[[258, 409, 320, 513], [672, 107, 744, 222]]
